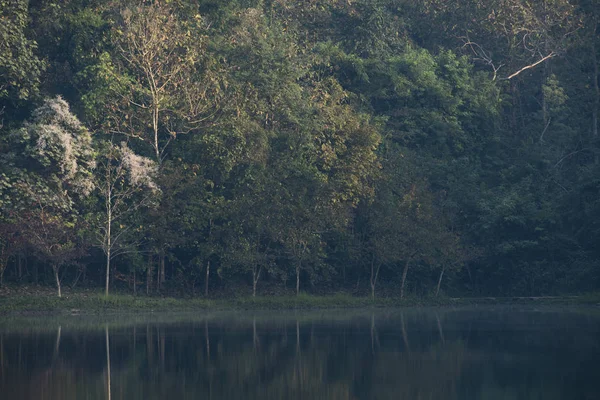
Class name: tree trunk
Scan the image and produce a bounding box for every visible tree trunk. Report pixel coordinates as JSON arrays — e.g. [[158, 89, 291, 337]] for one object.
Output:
[[159, 249, 165, 289], [133, 266, 137, 296], [510, 80, 518, 132], [252, 265, 262, 297], [71, 267, 83, 289], [53, 265, 62, 298], [105, 247, 111, 297], [466, 264, 473, 286], [0, 244, 7, 288], [153, 100, 161, 163], [370, 256, 381, 300], [1, 334, 4, 377], [205, 260, 210, 297], [105, 205, 112, 297], [0, 257, 5, 288], [23, 256, 29, 281], [436, 266, 445, 297], [146, 254, 153, 296], [156, 253, 161, 293], [296, 261, 300, 296], [541, 20, 550, 138], [539, 29, 554, 143], [33, 259, 38, 284], [593, 22, 599, 164], [400, 257, 411, 299], [370, 256, 375, 300]]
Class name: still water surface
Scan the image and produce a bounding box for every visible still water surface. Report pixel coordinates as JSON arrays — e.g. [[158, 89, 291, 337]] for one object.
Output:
[[0, 307, 599, 399]]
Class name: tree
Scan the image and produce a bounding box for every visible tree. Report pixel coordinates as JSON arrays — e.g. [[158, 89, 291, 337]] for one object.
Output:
[[412, 0, 580, 79], [0, 0, 44, 109], [94, 140, 159, 296], [220, 9, 381, 295], [365, 147, 464, 299], [0, 223, 22, 288], [88, 1, 224, 164], [80, 1, 229, 292], [223, 166, 277, 297], [0, 97, 95, 296]]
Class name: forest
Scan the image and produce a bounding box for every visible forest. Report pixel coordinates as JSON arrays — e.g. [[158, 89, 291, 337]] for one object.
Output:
[[0, 0, 599, 299]]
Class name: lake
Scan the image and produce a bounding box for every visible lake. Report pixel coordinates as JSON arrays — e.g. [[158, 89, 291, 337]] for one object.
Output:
[[0, 306, 599, 399]]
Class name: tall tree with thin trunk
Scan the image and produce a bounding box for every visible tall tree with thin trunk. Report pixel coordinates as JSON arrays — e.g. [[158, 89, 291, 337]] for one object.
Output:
[[92, 2, 226, 292], [94, 141, 159, 296], [94, 1, 225, 164]]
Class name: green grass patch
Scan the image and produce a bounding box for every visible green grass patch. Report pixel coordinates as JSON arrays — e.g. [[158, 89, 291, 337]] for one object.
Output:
[[0, 290, 430, 314], [1, 287, 598, 316]]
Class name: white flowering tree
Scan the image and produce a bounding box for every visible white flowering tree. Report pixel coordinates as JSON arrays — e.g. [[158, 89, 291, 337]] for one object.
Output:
[[94, 141, 159, 296], [0, 97, 95, 297]]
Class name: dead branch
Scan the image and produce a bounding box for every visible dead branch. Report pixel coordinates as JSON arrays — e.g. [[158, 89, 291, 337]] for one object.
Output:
[[505, 52, 556, 80], [460, 36, 504, 81], [539, 117, 551, 143]]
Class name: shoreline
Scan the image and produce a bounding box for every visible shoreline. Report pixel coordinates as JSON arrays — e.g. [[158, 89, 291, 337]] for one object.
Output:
[[1, 288, 598, 316]]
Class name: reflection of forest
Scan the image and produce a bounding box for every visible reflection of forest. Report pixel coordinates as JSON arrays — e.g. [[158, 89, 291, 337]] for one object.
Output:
[[0, 309, 599, 400]]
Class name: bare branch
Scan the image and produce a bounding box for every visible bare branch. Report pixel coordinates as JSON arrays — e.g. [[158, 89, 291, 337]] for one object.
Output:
[[539, 117, 551, 143], [459, 36, 504, 80], [504, 52, 556, 80], [553, 148, 592, 168]]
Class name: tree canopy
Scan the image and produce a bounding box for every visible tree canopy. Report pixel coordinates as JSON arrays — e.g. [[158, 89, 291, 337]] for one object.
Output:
[[0, 0, 599, 297]]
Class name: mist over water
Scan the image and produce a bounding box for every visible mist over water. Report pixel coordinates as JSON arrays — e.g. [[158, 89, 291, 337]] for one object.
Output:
[[1, 307, 599, 400]]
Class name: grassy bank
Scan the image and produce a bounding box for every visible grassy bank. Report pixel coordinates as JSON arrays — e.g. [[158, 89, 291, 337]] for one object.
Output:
[[1, 286, 599, 315], [0, 290, 429, 315]]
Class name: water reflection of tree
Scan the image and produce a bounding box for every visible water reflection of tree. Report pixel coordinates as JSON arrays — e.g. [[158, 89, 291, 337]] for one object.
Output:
[[105, 325, 111, 400], [0, 312, 599, 399], [102, 317, 454, 399]]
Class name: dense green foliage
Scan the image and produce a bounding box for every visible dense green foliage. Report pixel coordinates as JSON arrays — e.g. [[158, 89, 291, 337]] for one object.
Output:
[[1, 0, 599, 298]]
